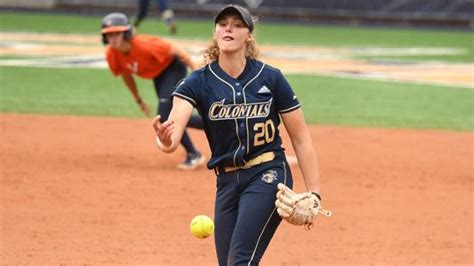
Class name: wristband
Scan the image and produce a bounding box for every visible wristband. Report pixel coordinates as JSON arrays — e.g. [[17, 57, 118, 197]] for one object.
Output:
[[155, 136, 174, 152], [311, 192, 322, 201]]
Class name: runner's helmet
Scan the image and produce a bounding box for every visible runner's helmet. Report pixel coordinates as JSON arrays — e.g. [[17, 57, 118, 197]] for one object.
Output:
[[101, 12, 133, 45]]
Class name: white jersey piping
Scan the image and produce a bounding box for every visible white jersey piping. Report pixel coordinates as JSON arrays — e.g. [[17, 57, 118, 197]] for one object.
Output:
[[248, 161, 288, 265], [209, 64, 242, 166]]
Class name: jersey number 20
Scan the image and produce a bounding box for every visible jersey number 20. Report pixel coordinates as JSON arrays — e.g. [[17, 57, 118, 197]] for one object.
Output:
[[253, 120, 275, 147]]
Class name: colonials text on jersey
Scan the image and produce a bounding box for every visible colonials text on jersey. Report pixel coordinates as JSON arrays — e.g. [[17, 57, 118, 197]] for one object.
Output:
[[209, 99, 273, 121]]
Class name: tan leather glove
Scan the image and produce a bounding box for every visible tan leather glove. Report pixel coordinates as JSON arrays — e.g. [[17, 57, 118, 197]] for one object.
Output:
[[275, 183, 332, 229]]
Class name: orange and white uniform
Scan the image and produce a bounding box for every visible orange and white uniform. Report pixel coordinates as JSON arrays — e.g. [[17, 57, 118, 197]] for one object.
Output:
[[105, 34, 173, 79]]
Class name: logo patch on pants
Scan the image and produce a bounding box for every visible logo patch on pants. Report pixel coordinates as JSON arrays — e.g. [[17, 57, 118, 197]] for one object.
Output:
[[261, 169, 278, 184]]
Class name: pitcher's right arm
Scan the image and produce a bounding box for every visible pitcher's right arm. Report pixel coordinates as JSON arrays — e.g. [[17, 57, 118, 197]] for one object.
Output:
[[152, 96, 194, 153]]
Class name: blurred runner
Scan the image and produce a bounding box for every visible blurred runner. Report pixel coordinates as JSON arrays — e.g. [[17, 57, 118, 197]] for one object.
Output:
[[133, 0, 177, 34]]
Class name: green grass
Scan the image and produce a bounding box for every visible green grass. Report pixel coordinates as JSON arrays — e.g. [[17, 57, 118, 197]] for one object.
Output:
[[1, 11, 472, 131], [1, 66, 472, 131], [1, 11, 473, 62], [289, 75, 473, 131], [0, 67, 158, 117]]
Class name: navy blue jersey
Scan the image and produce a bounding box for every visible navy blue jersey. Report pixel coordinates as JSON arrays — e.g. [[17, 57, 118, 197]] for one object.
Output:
[[173, 59, 300, 169]]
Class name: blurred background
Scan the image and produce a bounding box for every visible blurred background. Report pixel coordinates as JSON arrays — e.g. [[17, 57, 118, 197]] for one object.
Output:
[[0, 0, 472, 126], [1, 0, 473, 28]]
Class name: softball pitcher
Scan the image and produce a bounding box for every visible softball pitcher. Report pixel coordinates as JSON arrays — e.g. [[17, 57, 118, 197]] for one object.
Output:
[[153, 5, 328, 265], [101, 12, 205, 170]]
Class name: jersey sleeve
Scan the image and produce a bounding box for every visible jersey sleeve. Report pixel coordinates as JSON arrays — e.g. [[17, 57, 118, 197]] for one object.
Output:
[[273, 70, 301, 113], [105, 49, 123, 76], [172, 72, 200, 107]]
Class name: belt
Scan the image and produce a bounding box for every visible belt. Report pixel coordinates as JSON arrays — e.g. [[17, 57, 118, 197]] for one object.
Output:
[[216, 151, 276, 175]]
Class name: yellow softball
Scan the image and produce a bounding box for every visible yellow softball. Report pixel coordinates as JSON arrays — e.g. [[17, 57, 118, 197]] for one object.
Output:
[[190, 215, 214, 239]]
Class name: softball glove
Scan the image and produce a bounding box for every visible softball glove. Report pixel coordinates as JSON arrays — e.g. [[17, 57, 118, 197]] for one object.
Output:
[[275, 183, 332, 229]]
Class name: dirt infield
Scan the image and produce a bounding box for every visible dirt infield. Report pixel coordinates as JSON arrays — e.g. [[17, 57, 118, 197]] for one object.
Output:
[[1, 113, 472, 265]]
